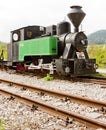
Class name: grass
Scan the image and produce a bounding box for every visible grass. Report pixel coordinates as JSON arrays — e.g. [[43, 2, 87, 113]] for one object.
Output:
[[0, 43, 7, 60], [87, 44, 106, 68], [89, 72, 106, 78], [44, 73, 54, 81], [87, 44, 106, 78], [0, 119, 5, 130]]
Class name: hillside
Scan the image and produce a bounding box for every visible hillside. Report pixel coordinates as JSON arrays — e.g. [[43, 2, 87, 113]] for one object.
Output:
[[88, 30, 106, 44]]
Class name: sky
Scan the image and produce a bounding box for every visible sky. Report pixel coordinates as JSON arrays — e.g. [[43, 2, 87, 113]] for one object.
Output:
[[0, 0, 106, 42]]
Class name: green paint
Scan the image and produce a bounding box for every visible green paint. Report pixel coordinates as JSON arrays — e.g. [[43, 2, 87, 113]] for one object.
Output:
[[19, 36, 58, 61]]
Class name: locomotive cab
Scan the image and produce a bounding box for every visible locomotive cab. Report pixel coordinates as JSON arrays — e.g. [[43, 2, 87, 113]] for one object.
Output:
[[7, 26, 46, 66]]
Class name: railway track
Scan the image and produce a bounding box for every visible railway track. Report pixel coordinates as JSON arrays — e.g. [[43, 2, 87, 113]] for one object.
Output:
[[0, 78, 105, 108], [3, 68, 106, 85], [11, 69, 106, 86], [0, 78, 106, 129], [72, 77, 106, 86]]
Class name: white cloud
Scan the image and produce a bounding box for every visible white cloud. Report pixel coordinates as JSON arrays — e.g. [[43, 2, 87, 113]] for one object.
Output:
[[0, 0, 106, 42]]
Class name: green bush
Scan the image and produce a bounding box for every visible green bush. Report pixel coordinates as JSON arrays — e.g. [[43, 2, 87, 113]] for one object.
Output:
[[44, 73, 54, 81], [0, 119, 5, 130], [88, 44, 106, 68], [0, 43, 7, 60]]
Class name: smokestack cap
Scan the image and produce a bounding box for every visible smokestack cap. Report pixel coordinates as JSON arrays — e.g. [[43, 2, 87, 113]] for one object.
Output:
[[67, 5, 86, 29]]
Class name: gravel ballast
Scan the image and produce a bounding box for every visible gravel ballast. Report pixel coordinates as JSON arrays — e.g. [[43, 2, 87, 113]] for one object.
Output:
[[0, 70, 105, 101], [0, 70, 106, 129], [0, 95, 92, 130]]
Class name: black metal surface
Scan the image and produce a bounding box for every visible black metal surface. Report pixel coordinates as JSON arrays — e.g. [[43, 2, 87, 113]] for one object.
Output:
[[12, 42, 19, 61], [7, 44, 12, 61], [59, 31, 88, 59], [67, 6, 85, 32], [65, 32, 88, 51], [11, 26, 45, 42], [57, 21, 71, 35], [73, 59, 96, 76], [46, 25, 56, 36], [55, 59, 66, 75], [56, 58, 96, 76]]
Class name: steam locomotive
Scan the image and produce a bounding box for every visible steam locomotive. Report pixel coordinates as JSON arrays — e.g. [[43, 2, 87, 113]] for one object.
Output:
[[0, 6, 97, 77]]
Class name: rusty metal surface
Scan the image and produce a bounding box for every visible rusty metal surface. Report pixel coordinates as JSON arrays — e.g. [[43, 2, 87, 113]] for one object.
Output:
[[76, 77, 106, 85], [0, 78, 106, 108], [0, 88, 106, 129]]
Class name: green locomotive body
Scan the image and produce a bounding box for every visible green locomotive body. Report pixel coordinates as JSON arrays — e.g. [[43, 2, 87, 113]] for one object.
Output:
[[19, 36, 58, 61]]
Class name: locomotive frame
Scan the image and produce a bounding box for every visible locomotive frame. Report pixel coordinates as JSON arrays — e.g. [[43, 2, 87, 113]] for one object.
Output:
[[0, 5, 97, 77]]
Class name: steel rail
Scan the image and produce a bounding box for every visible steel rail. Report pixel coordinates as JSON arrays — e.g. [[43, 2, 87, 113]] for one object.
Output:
[[76, 77, 106, 85], [0, 78, 106, 108], [0, 88, 106, 129]]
